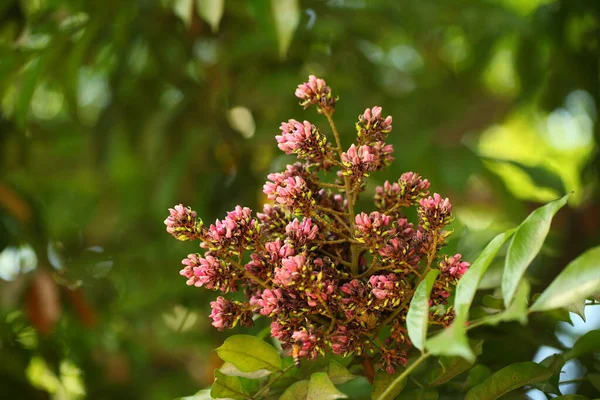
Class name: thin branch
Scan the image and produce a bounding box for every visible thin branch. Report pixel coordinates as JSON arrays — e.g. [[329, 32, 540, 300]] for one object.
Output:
[[251, 363, 296, 399]]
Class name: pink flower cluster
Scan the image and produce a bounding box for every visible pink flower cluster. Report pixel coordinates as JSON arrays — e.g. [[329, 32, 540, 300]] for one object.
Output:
[[164, 76, 468, 375]]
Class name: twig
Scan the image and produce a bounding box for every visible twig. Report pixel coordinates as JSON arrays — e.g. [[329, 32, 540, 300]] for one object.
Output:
[[251, 364, 296, 399], [376, 352, 432, 400]]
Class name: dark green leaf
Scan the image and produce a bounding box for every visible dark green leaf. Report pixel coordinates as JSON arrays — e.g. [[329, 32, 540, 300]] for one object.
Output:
[[279, 380, 309, 400], [216, 334, 282, 372], [564, 330, 600, 361], [502, 194, 570, 306], [396, 389, 439, 400], [328, 360, 356, 385], [532, 353, 565, 395], [371, 368, 406, 400], [588, 373, 600, 392], [211, 370, 249, 400], [478, 279, 529, 326], [426, 341, 483, 387], [456, 229, 516, 317], [307, 372, 347, 399], [465, 362, 552, 400], [552, 396, 589, 399], [464, 365, 492, 389], [426, 314, 473, 361], [530, 246, 600, 313], [426, 230, 516, 361], [407, 269, 440, 351], [482, 295, 504, 310]]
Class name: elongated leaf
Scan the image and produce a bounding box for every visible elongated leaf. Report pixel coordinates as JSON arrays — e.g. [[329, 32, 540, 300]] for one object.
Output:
[[272, 0, 300, 59], [219, 362, 272, 379], [530, 246, 600, 313], [426, 230, 516, 362], [478, 280, 530, 326], [502, 194, 570, 307], [455, 229, 516, 318], [396, 389, 438, 400], [426, 341, 483, 386], [196, 0, 224, 33], [464, 365, 492, 389], [588, 373, 600, 392], [564, 330, 600, 361], [426, 314, 473, 361], [564, 300, 586, 322], [407, 269, 440, 351], [371, 368, 407, 400], [307, 372, 347, 399], [216, 334, 282, 372], [279, 380, 309, 400], [465, 362, 552, 400], [211, 370, 249, 400], [328, 361, 356, 385]]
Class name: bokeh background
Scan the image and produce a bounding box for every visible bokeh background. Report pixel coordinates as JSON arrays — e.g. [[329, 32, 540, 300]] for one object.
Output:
[[0, 0, 599, 398]]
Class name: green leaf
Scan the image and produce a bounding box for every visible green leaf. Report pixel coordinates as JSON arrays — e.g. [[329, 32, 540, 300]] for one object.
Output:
[[530, 246, 600, 313], [211, 370, 249, 400], [564, 330, 600, 361], [307, 372, 347, 399], [219, 362, 272, 379], [426, 314, 473, 361], [464, 365, 492, 389], [328, 360, 356, 385], [371, 368, 407, 400], [407, 269, 440, 351], [502, 194, 570, 307], [482, 295, 504, 310], [272, 0, 300, 59], [279, 379, 308, 400], [455, 229, 516, 318], [396, 389, 439, 400], [196, 0, 225, 33], [279, 380, 309, 400], [174, 388, 212, 400], [588, 372, 600, 392], [465, 362, 552, 400], [426, 230, 516, 362], [482, 157, 566, 196], [478, 279, 530, 326], [216, 334, 282, 372], [552, 396, 589, 400], [564, 300, 587, 322], [426, 340, 483, 386], [532, 353, 565, 395]]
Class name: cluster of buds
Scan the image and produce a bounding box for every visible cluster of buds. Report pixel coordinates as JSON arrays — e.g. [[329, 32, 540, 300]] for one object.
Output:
[[165, 76, 468, 375]]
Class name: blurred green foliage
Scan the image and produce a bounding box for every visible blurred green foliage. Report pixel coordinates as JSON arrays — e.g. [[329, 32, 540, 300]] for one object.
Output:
[[0, 0, 598, 398]]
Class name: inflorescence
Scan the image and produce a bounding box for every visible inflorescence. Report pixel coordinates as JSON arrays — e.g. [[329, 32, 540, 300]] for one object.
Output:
[[164, 76, 469, 374]]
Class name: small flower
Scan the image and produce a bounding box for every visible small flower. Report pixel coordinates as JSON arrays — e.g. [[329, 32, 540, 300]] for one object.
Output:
[[439, 254, 470, 278], [295, 75, 337, 113], [263, 173, 315, 215], [368, 274, 406, 309], [374, 172, 430, 212], [292, 327, 324, 360], [209, 297, 253, 330], [285, 218, 319, 247], [257, 204, 292, 236], [370, 142, 395, 171], [418, 193, 453, 231], [356, 106, 393, 144], [355, 211, 392, 251], [274, 254, 307, 286], [252, 288, 286, 316], [164, 204, 202, 241], [276, 120, 331, 165], [341, 144, 376, 178], [182, 254, 238, 292], [202, 206, 257, 253]]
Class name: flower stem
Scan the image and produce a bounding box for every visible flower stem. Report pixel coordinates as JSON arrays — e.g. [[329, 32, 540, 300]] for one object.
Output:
[[324, 111, 359, 276], [229, 258, 269, 289], [376, 352, 431, 400]]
